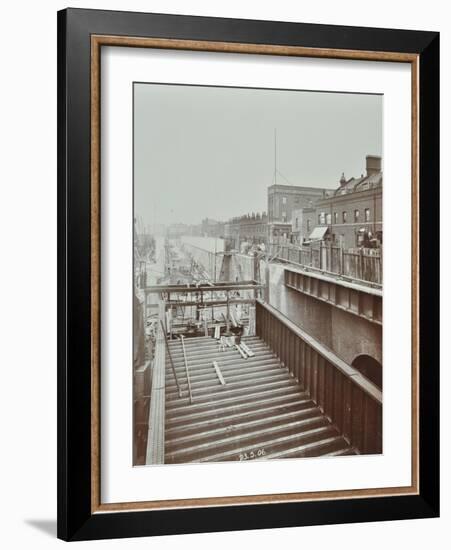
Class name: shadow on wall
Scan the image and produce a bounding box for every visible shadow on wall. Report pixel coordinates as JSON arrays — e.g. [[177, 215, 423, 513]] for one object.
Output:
[[352, 354, 383, 390]]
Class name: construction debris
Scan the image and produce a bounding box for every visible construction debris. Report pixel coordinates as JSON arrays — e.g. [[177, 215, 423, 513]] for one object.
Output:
[[212, 361, 226, 385], [240, 342, 255, 357]]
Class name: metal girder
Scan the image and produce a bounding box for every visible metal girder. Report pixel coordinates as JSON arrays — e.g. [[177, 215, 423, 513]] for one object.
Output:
[[144, 282, 263, 294], [164, 298, 256, 308], [284, 268, 382, 325]]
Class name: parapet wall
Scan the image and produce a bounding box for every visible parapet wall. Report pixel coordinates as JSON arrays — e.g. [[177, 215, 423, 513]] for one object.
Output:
[[263, 262, 382, 366]]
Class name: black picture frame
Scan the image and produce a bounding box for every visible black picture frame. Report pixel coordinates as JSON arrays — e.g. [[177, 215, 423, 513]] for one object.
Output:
[[57, 7, 439, 541]]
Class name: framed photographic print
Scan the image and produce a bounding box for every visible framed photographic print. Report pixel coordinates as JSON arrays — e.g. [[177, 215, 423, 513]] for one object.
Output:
[[57, 8, 439, 541]]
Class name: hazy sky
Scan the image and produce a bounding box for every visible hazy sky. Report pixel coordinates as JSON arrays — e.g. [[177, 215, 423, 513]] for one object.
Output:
[[134, 83, 382, 226]]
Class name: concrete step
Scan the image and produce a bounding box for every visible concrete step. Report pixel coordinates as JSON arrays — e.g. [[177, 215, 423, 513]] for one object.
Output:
[[168, 336, 266, 349], [167, 336, 263, 353], [260, 434, 346, 460], [166, 377, 297, 407], [165, 392, 310, 429], [184, 424, 336, 463], [166, 365, 287, 398], [167, 335, 263, 348], [163, 332, 355, 464], [166, 406, 321, 451], [165, 385, 305, 420], [165, 398, 314, 437], [168, 335, 212, 343], [167, 350, 275, 373], [166, 370, 290, 401], [261, 431, 354, 459], [165, 415, 329, 463], [167, 343, 269, 364], [165, 361, 284, 390]]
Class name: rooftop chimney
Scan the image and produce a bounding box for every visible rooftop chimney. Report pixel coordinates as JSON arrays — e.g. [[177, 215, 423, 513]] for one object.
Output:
[[339, 172, 347, 187], [366, 155, 382, 176]]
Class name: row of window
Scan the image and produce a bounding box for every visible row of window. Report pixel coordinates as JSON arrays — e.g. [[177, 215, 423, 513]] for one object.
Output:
[[318, 208, 371, 225]]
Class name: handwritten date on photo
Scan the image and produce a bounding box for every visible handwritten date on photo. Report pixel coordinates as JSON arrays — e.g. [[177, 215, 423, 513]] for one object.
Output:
[[239, 449, 266, 461]]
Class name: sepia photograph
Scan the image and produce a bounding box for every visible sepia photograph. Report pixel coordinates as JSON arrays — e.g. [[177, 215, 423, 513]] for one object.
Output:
[[54, 6, 440, 541], [133, 82, 383, 466]]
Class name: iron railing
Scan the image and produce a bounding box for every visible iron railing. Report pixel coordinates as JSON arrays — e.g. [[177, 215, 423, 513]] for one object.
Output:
[[160, 320, 182, 398], [268, 242, 382, 285], [180, 335, 193, 404]]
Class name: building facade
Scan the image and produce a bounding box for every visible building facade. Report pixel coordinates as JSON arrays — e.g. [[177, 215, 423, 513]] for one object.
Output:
[[268, 221, 293, 243], [297, 155, 383, 249], [267, 184, 334, 224], [225, 212, 268, 248], [201, 218, 225, 239], [291, 207, 315, 244]]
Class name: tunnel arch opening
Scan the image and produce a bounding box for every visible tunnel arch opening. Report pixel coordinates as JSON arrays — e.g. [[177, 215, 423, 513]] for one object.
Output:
[[352, 354, 382, 390]]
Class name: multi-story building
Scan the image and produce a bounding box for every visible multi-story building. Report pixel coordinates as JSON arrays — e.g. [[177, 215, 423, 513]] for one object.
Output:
[[226, 212, 268, 248], [201, 218, 225, 238], [291, 207, 316, 244], [268, 221, 293, 243], [167, 223, 202, 238], [298, 155, 383, 248], [267, 183, 334, 224]]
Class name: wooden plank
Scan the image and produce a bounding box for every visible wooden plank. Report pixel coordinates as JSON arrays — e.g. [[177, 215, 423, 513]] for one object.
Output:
[[212, 361, 226, 385], [240, 342, 255, 357], [230, 311, 238, 328]]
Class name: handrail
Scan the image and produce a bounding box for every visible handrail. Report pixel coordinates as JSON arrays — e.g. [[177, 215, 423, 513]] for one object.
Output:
[[180, 335, 193, 404], [160, 320, 182, 398]]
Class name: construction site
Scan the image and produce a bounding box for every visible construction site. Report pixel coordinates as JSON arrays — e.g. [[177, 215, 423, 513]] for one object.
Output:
[[133, 231, 383, 466]]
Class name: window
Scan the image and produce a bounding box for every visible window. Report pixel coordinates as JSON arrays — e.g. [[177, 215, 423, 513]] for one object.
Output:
[[326, 213, 332, 225], [342, 211, 347, 223], [282, 211, 287, 222], [282, 197, 287, 205], [354, 209, 360, 222], [318, 212, 326, 225], [365, 208, 370, 222], [295, 217, 299, 228], [307, 219, 311, 232], [334, 212, 338, 224]]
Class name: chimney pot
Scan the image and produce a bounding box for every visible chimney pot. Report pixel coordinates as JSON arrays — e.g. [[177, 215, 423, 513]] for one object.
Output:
[[340, 172, 347, 186], [366, 155, 382, 176]]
